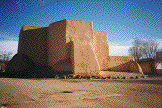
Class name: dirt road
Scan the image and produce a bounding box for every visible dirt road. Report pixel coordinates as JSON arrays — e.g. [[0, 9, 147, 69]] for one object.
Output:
[[0, 78, 161, 108]]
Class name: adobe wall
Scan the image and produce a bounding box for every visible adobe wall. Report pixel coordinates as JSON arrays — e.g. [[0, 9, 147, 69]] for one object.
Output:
[[156, 52, 162, 62], [156, 69, 162, 74], [139, 62, 151, 74], [156, 63, 162, 74], [105, 56, 143, 74], [107, 56, 134, 68], [16, 19, 143, 76], [48, 20, 68, 68], [47, 20, 74, 72], [18, 25, 48, 66], [129, 61, 143, 74], [93, 30, 109, 71], [66, 19, 99, 76], [18, 20, 100, 75]]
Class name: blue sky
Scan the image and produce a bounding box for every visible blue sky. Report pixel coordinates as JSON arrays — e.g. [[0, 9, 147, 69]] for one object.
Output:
[[0, 0, 162, 57]]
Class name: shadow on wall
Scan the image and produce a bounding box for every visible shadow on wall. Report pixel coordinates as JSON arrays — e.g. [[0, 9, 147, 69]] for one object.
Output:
[[2, 25, 75, 78], [138, 58, 156, 75], [18, 27, 48, 66], [52, 40, 74, 73], [103, 61, 143, 74], [1, 53, 73, 78]]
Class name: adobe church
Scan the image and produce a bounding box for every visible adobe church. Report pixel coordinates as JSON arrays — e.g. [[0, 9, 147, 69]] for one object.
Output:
[[7, 19, 143, 77]]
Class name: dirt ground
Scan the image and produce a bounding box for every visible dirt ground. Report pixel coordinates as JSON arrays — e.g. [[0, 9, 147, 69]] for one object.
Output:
[[0, 77, 161, 108]]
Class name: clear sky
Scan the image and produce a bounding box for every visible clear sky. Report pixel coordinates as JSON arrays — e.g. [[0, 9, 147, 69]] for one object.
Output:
[[0, 0, 162, 58]]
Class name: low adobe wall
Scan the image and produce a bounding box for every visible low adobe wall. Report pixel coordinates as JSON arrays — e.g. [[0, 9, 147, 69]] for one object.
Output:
[[129, 61, 143, 74], [156, 69, 162, 74], [138, 62, 151, 74], [106, 56, 134, 70], [104, 56, 143, 74], [156, 63, 162, 74], [156, 52, 162, 62]]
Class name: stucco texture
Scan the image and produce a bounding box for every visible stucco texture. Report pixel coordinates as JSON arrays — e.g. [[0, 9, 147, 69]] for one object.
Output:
[[8, 19, 143, 76], [66, 20, 99, 76], [18, 26, 48, 66], [93, 30, 109, 71], [103, 56, 143, 74]]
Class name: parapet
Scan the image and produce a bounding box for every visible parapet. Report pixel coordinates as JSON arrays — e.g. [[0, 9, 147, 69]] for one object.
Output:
[[21, 25, 46, 31]]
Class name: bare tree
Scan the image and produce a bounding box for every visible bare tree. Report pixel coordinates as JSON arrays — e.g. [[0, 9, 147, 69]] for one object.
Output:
[[141, 40, 159, 59], [129, 39, 160, 61], [128, 39, 143, 61], [0, 51, 13, 61]]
